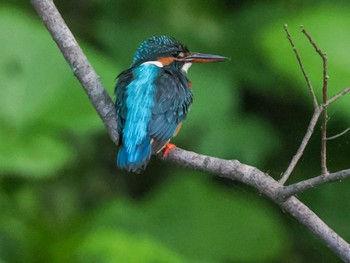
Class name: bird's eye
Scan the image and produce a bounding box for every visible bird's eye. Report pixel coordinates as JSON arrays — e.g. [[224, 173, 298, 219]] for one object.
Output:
[[177, 52, 185, 58], [173, 51, 185, 58]]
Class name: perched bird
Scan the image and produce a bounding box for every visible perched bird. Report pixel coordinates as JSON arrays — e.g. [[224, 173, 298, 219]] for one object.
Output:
[[115, 36, 228, 172]]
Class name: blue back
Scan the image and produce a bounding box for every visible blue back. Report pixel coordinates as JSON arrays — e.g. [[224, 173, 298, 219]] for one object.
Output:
[[116, 64, 158, 172]]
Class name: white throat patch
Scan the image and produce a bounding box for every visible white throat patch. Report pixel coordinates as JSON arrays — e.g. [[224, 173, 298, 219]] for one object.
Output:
[[182, 63, 192, 73]]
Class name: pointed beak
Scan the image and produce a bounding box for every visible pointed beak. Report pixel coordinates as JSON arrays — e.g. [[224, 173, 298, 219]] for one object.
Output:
[[183, 52, 229, 63]]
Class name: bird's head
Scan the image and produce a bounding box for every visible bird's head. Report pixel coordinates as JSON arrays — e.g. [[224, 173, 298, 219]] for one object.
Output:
[[131, 36, 228, 72]]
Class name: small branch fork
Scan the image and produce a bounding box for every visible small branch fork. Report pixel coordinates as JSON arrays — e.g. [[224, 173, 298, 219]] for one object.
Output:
[[302, 27, 329, 175], [278, 168, 350, 201], [31, 1, 350, 261], [279, 25, 350, 185]]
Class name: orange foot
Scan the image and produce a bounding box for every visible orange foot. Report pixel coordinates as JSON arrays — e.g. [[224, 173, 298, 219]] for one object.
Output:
[[163, 143, 176, 157]]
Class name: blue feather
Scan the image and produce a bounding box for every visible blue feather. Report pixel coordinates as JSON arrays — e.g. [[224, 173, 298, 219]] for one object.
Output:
[[117, 136, 151, 172], [117, 63, 159, 172]]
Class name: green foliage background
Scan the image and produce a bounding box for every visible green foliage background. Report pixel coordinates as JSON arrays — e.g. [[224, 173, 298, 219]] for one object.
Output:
[[1, 0, 350, 262]]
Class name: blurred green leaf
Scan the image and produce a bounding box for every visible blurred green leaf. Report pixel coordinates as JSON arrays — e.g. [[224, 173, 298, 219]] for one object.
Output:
[[260, 4, 350, 119], [141, 175, 289, 262], [74, 229, 187, 263], [0, 132, 72, 177], [0, 6, 118, 177], [194, 116, 280, 165], [1, 1, 348, 262], [88, 175, 290, 262], [175, 67, 281, 166], [0, 191, 39, 263]]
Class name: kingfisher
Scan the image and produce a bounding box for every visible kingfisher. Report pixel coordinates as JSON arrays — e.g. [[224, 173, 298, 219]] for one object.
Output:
[[115, 36, 228, 172]]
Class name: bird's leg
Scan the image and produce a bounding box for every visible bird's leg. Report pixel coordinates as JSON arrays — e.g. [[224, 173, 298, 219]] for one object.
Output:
[[163, 143, 176, 157]]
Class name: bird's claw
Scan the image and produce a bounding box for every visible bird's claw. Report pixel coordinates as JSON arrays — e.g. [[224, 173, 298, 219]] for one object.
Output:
[[163, 143, 176, 157]]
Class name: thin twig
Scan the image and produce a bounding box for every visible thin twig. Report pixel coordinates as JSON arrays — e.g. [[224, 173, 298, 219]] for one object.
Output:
[[278, 168, 350, 200], [301, 26, 329, 175], [327, 127, 350, 140], [280, 25, 323, 184], [284, 25, 318, 108], [279, 108, 322, 184], [325, 86, 350, 106]]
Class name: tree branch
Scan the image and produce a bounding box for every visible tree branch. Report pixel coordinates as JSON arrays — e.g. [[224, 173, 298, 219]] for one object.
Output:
[[280, 25, 322, 185], [31, 0, 350, 261], [166, 148, 350, 262], [31, 0, 119, 145], [324, 86, 350, 107], [280, 107, 322, 184], [327, 127, 350, 140], [280, 27, 350, 184], [301, 26, 329, 175], [278, 168, 350, 200], [283, 25, 318, 108]]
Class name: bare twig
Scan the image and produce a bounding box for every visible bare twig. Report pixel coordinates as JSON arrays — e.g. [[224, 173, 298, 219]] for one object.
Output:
[[279, 108, 322, 184], [280, 25, 323, 185], [31, 2, 350, 261], [302, 26, 329, 175], [323, 86, 350, 174], [278, 168, 350, 200], [284, 25, 318, 108], [325, 86, 350, 106], [327, 127, 350, 140]]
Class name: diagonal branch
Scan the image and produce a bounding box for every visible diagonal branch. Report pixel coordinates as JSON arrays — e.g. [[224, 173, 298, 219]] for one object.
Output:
[[31, 0, 119, 145], [278, 168, 350, 201], [166, 148, 350, 262], [31, 1, 350, 261], [324, 86, 350, 107], [284, 24, 318, 108], [279, 108, 322, 184]]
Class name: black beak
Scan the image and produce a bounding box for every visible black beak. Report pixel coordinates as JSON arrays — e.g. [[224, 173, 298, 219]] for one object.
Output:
[[183, 52, 229, 63]]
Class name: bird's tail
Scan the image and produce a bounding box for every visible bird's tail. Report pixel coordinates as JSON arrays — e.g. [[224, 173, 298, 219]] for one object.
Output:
[[117, 136, 152, 172]]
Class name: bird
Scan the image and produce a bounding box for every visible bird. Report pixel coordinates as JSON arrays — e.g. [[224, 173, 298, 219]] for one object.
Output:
[[115, 36, 228, 172]]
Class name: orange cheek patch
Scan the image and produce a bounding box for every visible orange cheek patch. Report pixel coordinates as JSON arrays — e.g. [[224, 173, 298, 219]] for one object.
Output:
[[157, 57, 175, 66], [188, 81, 193, 89]]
